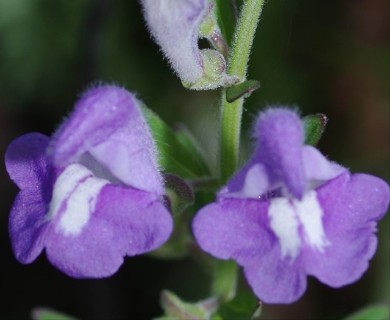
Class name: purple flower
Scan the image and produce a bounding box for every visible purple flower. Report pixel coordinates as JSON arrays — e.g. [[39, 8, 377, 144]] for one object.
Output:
[[193, 108, 389, 303], [141, 0, 237, 90], [5, 85, 173, 278]]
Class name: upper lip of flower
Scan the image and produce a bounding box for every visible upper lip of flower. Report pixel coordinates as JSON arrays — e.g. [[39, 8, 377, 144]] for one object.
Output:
[[48, 84, 164, 195]]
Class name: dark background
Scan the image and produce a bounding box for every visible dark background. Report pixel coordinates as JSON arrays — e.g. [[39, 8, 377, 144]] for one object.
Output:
[[0, 0, 389, 319]]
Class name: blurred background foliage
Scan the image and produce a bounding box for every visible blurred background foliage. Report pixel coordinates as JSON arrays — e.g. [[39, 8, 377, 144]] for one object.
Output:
[[0, 0, 388, 319]]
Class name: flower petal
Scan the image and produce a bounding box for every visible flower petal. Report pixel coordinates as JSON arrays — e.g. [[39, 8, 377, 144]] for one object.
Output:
[[304, 172, 390, 287], [193, 198, 272, 265], [89, 126, 163, 194], [50, 85, 163, 194], [254, 108, 306, 198], [193, 196, 307, 304], [222, 162, 271, 199], [9, 191, 48, 264], [97, 185, 173, 256], [45, 184, 173, 278], [244, 249, 307, 304], [141, 0, 208, 83], [45, 213, 125, 278], [194, 197, 308, 303], [50, 86, 134, 166], [302, 145, 345, 183], [5, 133, 52, 263], [5, 132, 51, 191]]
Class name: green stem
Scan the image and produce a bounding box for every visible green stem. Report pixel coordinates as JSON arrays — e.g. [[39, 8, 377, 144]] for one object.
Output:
[[220, 98, 243, 182], [220, 0, 265, 183], [212, 0, 266, 305], [228, 0, 265, 80]]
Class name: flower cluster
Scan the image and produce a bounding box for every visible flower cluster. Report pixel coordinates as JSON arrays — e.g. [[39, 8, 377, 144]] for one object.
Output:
[[4, 0, 390, 308]]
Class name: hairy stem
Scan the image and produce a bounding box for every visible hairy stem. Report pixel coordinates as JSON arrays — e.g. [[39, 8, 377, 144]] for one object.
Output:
[[220, 0, 265, 183]]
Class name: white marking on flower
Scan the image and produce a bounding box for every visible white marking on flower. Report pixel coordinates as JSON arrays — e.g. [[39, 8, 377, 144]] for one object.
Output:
[[47, 164, 108, 236], [294, 191, 330, 252], [268, 190, 330, 260], [58, 176, 108, 236], [46, 164, 92, 220], [269, 197, 301, 259]]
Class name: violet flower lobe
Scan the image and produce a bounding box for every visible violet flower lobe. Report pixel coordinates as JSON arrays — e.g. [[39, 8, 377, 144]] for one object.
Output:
[[141, 0, 237, 90], [193, 108, 389, 303], [5, 85, 173, 278]]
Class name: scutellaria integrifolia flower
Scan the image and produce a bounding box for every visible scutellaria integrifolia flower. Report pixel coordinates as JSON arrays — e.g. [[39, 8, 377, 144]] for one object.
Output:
[[193, 108, 389, 303], [5, 85, 173, 278], [141, 0, 238, 90]]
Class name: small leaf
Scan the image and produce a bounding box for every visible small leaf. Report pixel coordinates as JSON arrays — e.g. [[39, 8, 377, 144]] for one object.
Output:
[[214, 0, 237, 46], [226, 80, 260, 103], [211, 260, 238, 302], [343, 304, 389, 320], [303, 113, 328, 146], [164, 173, 194, 215], [32, 308, 77, 320], [251, 303, 263, 320], [142, 106, 210, 178], [189, 177, 220, 192], [216, 292, 261, 320], [158, 290, 218, 320], [174, 124, 211, 177]]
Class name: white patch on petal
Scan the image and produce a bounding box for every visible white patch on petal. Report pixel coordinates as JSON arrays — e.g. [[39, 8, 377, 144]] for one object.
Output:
[[47, 164, 108, 236], [58, 176, 108, 236], [46, 164, 92, 220], [294, 190, 330, 251], [269, 198, 301, 259]]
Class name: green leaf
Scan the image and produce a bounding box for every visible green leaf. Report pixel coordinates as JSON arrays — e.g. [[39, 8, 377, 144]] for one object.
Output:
[[188, 177, 220, 192], [343, 305, 390, 320], [211, 260, 238, 302], [214, 0, 237, 46], [303, 113, 328, 146], [142, 106, 210, 179], [157, 290, 218, 320], [216, 291, 261, 320], [32, 308, 77, 320], [174, 124, 211, 178], [226, 80, 260, 103], [164, 173, 194, 215]]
